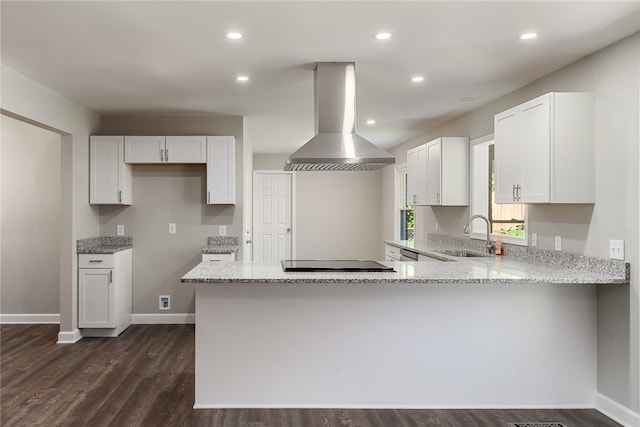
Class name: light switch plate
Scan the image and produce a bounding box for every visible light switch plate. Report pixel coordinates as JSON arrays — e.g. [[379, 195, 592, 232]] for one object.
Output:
[[609, 239, 625, 260], [219, 225, 226, 236], [530, 232, 537, 247], [169, 223, 176, 234], [554, 235, 562, 251], [116, 224, 125, 236]]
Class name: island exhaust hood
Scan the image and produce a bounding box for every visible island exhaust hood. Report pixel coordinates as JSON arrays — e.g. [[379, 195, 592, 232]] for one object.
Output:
[[284, 62, 395, 171]]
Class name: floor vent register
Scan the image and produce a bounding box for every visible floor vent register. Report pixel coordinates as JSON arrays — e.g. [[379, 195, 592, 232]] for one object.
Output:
[[510, 423, 565, 427]]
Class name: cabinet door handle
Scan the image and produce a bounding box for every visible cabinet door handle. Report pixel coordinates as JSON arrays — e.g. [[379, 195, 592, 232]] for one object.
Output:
[[413, 194, 417, 204], [207, 191, 211, 204], [118, 190, 122, 203], [89, 259, 103, 263], [165, 148, 169, 162], [108, 270, 113, 283], [437, 192, 441, 204], [516, 184, 521, 201], [512, 184, 516, 201], [160, 148, 164, 162]]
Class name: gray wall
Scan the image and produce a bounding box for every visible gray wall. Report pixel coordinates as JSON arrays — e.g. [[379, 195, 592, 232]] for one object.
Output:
[[383, 33, 639, 411], [1, 64, 101, 336], [254, 153, 384, 260], [98, 115, 244, 314], [1, 115, 61, 314]]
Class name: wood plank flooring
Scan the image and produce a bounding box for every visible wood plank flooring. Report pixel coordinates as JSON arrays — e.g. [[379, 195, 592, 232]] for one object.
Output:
[[1, 324, 621, 427]]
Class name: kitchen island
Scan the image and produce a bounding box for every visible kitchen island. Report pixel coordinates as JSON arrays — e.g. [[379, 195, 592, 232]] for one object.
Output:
[[181, 254, 627, 409]]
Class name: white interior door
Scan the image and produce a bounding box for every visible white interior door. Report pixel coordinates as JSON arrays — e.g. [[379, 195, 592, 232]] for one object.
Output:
[[252, 172, 293, 262]]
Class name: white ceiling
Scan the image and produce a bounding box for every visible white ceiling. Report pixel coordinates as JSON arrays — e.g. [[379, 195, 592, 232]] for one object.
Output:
[[2, 1, 639, 154]]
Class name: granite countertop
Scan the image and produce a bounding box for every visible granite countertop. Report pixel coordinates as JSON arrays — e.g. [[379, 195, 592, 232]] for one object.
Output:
[[201, 236, 239, 254], [77, 236, 132, 254], [181, 235, 628, 285]]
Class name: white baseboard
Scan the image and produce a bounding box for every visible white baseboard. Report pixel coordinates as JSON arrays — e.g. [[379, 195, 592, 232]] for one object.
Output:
[[57, 328, 82, 344], [132, 313, 195, 324], [0, 313, 60, 324], [595, 392, 640, 427]]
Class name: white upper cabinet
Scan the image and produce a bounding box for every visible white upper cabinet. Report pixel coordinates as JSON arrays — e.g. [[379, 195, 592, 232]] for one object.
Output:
[[407, 137, 469, 206], [90, 136, 132, 205], [494, 92, 594, 204], [165, 136, 207, 163], [425, 137, 469, 206], [407, 143, 427, 205], [125, 135, 206, 163], [124, 136, 165, 163], [206, 136, 236, 205]]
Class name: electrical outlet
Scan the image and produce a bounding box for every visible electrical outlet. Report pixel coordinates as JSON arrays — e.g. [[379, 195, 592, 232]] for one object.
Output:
[[530, 232, 537, 247], [219, 225, 226, 236], [159, 295, 170, 310], [609, 239, 625, 260], [116, 224, 125, 236], [169, 223, 176, 234], [555, 235, 562, 251]]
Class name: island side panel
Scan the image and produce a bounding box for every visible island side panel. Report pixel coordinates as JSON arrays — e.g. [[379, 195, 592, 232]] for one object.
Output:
[[194, 282, 596, 408]]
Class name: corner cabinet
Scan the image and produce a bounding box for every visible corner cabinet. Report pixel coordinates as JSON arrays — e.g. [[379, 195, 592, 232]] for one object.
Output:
[[90, 136, 132, 205], [206, 136, 236, 205], [78, 249, 132, 337], [425, 137, 469, 206], [494, 92, 594, 204], [407, 137, 469, 206]]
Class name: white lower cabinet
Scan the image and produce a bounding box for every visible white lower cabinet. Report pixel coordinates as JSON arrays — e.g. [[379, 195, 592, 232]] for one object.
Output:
[[202, 252, 236, 262], [385, 244, 401, 261], [78, 249, 132, 337]]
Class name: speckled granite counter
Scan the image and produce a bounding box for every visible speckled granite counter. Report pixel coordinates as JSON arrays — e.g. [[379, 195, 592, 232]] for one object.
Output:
[[181, 255, 626, 285], [384, 235, 629, 282], [77, 236, 132, 254], [201, 236, 239, 255]]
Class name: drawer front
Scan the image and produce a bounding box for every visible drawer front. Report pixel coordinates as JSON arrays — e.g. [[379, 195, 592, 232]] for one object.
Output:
[[384, 245, 400, 260], [79, 254, 115, 269], [202, 253, 235, 262]]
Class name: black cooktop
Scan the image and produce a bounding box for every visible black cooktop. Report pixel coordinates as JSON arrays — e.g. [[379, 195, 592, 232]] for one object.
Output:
[[281, 260, 395, 272]]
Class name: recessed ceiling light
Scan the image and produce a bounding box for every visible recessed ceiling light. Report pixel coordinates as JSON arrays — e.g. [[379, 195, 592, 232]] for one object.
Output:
[[411, 76, 424, 83], [236, 75, 249, 82], [375, 32, 392, 40], [227, 32, 243, 40], [519, 32, 538, 40], [366, 119, 376, 125]]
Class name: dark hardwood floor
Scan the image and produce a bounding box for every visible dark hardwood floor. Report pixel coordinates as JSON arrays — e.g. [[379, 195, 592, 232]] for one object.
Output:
[[1, 324, 620, 427]]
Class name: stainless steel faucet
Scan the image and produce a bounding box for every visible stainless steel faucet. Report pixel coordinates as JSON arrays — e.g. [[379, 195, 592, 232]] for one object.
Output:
[[463, 214, 494, 254]]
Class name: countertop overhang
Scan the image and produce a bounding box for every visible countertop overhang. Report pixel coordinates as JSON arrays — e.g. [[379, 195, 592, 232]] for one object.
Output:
[[181, 257, 627, 285]]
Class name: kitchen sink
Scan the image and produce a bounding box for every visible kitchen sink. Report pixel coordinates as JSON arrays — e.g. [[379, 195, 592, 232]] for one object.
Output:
[[434, 249, 489, 258]]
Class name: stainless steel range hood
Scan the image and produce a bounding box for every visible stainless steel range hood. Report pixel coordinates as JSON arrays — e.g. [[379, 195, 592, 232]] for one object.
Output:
[[284, 62, 395, 171]]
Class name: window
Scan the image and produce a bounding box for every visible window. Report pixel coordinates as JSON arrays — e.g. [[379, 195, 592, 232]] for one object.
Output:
[[395, 164, 414, 241], [470, 135, 528, 245]]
